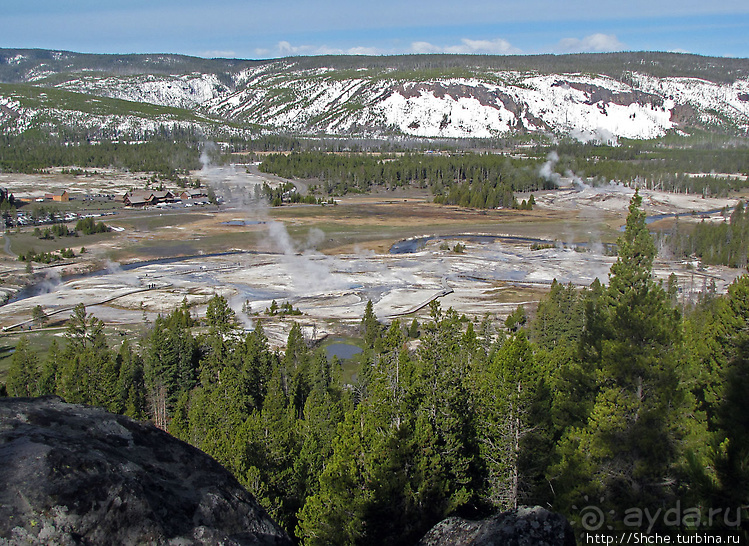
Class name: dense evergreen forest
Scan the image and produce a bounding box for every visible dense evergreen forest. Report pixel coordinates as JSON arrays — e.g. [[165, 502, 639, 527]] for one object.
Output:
[[554, 140, 749, 196], [258, 140, 749, 207], [4, 49, 748, 85], [0, 130, 209, 177], [3, 192, 748, 543], [658, 201, 749, 268], [259, 151, 550, 208]]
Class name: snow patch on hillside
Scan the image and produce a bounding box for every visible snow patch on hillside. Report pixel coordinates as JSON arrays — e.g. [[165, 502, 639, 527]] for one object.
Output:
[[200, 70, 698, 139], [5, 62, 749, 141], [6, 55, 27, 65], [339, 74, 676, 139], [633, 74, 749, 133], [377, 86, 511, 138], [0, 95, 35, 133], [521, 74, 675, 140], [57, 74, 229, 110]]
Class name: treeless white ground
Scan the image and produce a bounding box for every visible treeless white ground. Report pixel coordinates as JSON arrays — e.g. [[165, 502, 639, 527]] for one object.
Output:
[[1, 235, 742, 347]]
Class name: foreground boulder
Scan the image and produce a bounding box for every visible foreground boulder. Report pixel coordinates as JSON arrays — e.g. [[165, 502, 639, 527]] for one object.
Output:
[[419, 506, 576, 546], [0, 396, 292, 546]]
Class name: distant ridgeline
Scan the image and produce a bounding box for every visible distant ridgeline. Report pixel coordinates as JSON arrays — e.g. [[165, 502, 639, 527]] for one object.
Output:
[[1, 49, 749, 141], [3, 194, 749, 544]]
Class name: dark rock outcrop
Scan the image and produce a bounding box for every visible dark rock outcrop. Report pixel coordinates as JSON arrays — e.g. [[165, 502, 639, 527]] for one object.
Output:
[[0, 396, 292, 546], [418, 506, 576, 546]]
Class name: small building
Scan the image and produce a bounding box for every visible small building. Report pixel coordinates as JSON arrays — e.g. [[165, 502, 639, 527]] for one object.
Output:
[[123, 191, 153, 208], [14, 192, 45, 204], [180, 189, 207, 201], [44, 190, 69, 202], [124, 189, 177, 207], [151, 190, 175, 203]]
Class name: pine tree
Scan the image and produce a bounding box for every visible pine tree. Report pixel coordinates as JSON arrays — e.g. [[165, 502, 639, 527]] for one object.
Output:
[[32, 305, 48, 329], [38, 339, 61, 396], [296, 403, 411, 545], [6, 336, 39, 397], [530, 280, 585, 351], [702, 275, 749, 536], [199, 295, 240, 387], [551, 190, 686, 522], [410, 308, 478, 520], [476, 331, 547, 510], [205, 294, 238, 335], [144, 311, 198, 427], [238, 323, 274, 410], [239, 366, 301, 534], [116, 339, 146, 419], [293, 380, 345, 506], [361, 300, 381, 350], [57, 304, 117, 407]]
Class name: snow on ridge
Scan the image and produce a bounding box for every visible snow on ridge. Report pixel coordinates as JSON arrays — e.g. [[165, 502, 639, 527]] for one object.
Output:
[[0, 94, 38, 134], [55, 73, 229, 110], [632, 73, 749, 133], [0, 88, 242, 139], [6, 54, 27, 65], [201, 69, 693, 139], [377, 87, 511, 139], [0, 96, 23, 111], [6, 64, 749, 140], [328, 73, 675, 139]]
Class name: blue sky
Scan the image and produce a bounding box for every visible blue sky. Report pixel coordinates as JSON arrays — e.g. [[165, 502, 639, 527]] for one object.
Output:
[[2, 0, 748, 59]]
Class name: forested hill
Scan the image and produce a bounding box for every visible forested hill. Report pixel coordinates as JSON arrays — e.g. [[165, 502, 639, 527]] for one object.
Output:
[[2, 49, 749, 83], [1, 49, 749, 140]]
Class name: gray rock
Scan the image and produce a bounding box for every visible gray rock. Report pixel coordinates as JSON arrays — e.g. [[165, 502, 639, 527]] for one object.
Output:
[[0, 396, 292, 546], [418, 506, 576, 546]]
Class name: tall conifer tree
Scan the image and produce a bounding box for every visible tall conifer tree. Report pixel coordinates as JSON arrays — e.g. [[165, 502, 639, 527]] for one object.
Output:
[[551, 190, 686, 522]]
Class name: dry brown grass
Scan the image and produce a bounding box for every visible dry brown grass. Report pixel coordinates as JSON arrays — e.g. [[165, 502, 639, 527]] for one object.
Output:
[[86, 199, 619, 261]]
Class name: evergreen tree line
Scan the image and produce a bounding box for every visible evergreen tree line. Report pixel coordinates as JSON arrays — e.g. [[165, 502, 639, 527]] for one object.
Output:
[[0, 188, 16, 208], [260, 182, 332, 207], [260, 151, 550, 208], [281, 51, 749, 84], [3, 193, 748, 543], [0, 188, 16, 227], [553, 141, 749, 197], [4, 50, 748, 86], [0, 131, 205, 177], [259, 143, 749, 208], [75, 217, 109, 235], [657, 201, 749, 268]]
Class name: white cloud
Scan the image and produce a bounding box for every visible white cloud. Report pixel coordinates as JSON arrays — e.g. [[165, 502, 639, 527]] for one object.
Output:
[[253, 37, 522, 59], [277, 41, 317, 56], [411, 37, 521, 55], [200, 50, 237, 59], [274, 41, 385, 57], [342, 46, 384, 56], [458, 38, 521, 54], [411, 41, 441, 54], [555, 33, 625, 53]]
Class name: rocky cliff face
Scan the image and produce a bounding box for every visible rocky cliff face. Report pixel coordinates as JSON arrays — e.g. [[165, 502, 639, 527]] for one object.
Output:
[[418, 506, 576, 546], [0, 396, 292, 546]]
